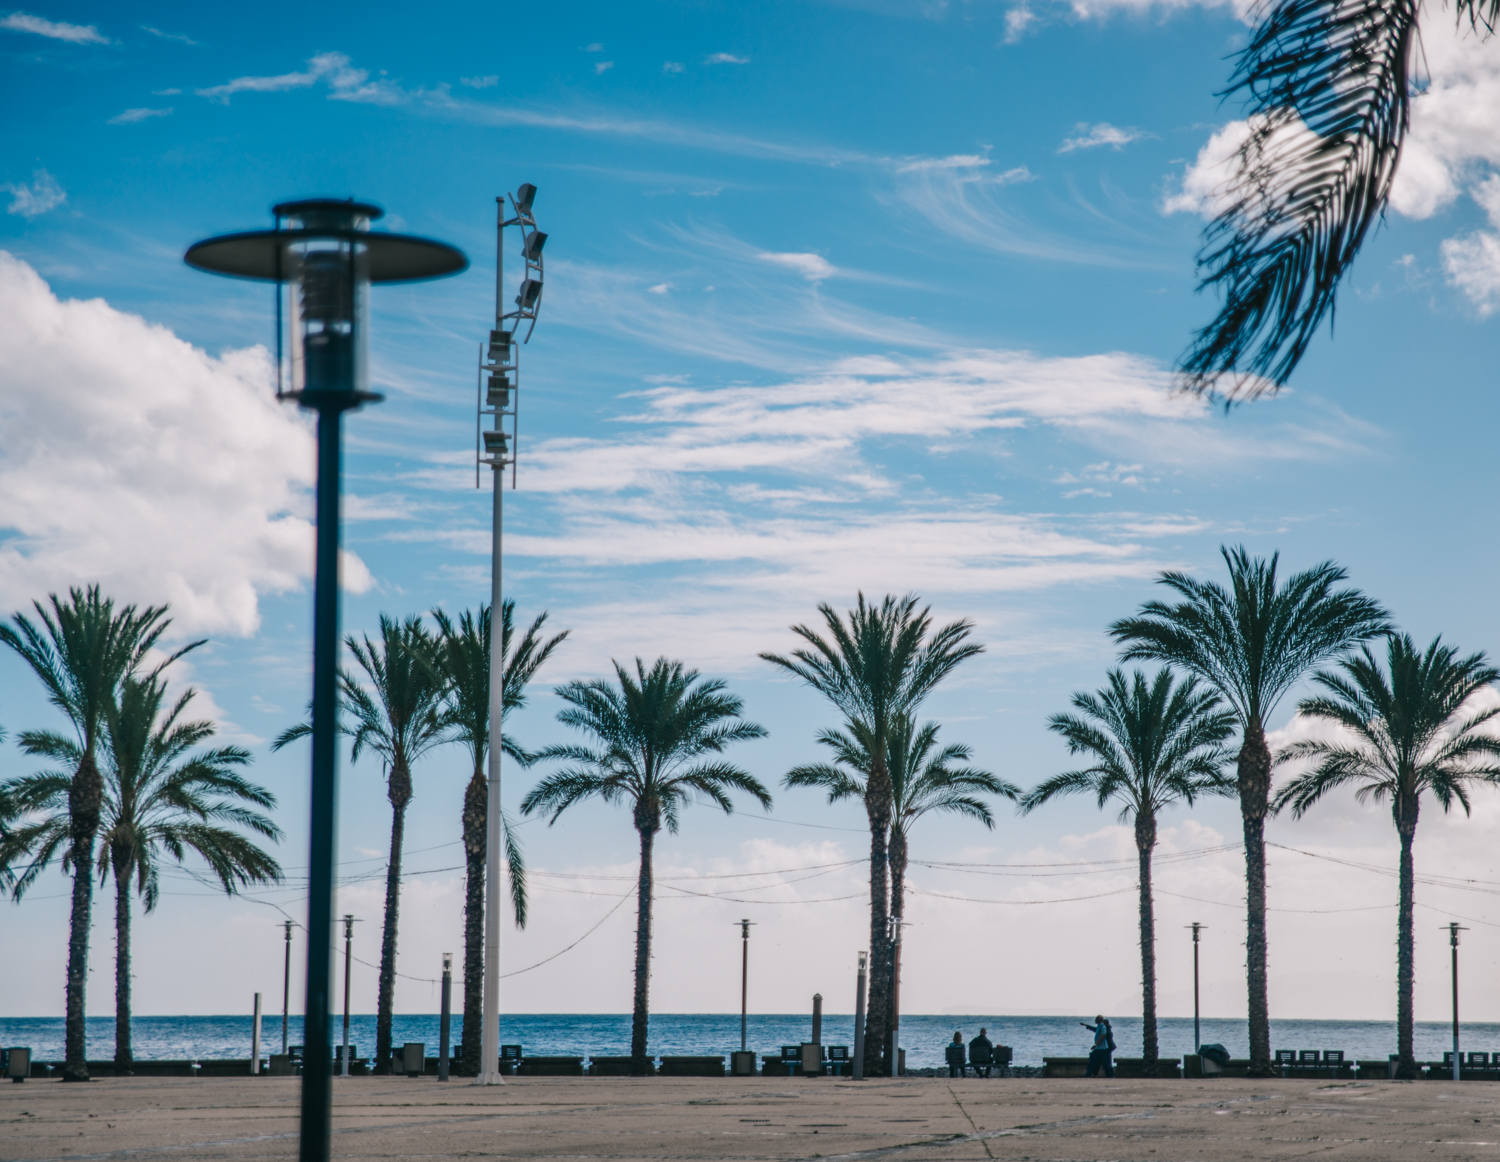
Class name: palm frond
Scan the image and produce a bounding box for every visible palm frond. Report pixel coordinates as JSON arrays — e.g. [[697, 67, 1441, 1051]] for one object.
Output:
[[1178, 0, 1420, 397]]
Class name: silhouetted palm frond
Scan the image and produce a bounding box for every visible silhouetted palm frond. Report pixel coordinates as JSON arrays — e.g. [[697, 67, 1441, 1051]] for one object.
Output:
[[1180, 0, 1500, 397]]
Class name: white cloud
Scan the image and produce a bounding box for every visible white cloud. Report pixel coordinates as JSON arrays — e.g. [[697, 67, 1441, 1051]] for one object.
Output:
[[108, 106, 172, 125], [584, 42, 604, 52], [197, 51, 401, 106], [0, 253, 373, 638], [1058, 121, 1149, 153], [1441, 230, 1500, 314], [140, 25, 194, 44], [759, 251, 837, 281], [4, 169, 65, 218], [663, 61, 685, 73], [460, 74, 498, 89], [647, 283, 672, 295], [1003, 4, 1038, 42], [594, 60, 614, 75], [705, 52, 749, 64], [0, 11, 106, 42]]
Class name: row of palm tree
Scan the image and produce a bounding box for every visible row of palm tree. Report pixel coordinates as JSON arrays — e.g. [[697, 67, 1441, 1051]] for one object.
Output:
[[0, 588, 283, 1078], [7, 560, 1497, 1086], [1020, 549, 1500, 1080], [272, 603, 567, 1075]]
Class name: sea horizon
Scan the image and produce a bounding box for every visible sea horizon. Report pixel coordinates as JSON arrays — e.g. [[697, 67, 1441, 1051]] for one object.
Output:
[[3, 1014, 1492, 1070]]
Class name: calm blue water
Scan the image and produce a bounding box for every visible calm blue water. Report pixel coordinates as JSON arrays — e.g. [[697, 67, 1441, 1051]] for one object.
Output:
[[3, 1014, 1495, 1069]]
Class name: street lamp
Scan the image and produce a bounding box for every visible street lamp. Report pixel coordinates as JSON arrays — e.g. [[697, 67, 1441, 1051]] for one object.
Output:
[[1187, 922, 1205, 1052], [475, 185, 548, 1087], [1447, 922, 1468, 1081], [853, 951, 868, 1082], [186, 199, 465, 1162]]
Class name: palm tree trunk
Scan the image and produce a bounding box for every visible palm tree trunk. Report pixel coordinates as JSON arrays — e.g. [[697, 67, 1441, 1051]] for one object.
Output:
[[458, 766, 487, 1077], [113, 858, 134, 1072], [887, 824, 907, 1071], [1238, 722, 1274, 1077], [1395, 799, 1419, 1079], [630, 823, 656, 1075], [1135, 811, 1158, 1075], [375, 760, 412, 1076], [63, 752, 104, 1082], [863, 754, 894, 1078]]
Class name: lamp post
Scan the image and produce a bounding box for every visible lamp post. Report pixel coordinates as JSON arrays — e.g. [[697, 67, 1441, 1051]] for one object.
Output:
[[475, 185, 547, 1087], [736, 919, 754, 1052], [187, 199, 465, 1162], [1188, 922, 1205, 1052], [852, 951, 867, 1082], [281, 920, 294, 1056], [1448, 922, 1468, 1081], [439, 953, 453, 1082], [340, 915, 358, 1077]]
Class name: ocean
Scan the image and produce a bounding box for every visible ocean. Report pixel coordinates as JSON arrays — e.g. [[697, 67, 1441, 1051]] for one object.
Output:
[[2, 1014, 1494, 1069]]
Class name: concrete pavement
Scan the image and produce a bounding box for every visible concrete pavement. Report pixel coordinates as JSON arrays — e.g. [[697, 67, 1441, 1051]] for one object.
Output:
[[5, 1074, 1500, 1161]]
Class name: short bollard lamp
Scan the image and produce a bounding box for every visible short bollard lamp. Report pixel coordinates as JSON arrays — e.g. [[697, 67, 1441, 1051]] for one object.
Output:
[[185, 200, 465, 1162]]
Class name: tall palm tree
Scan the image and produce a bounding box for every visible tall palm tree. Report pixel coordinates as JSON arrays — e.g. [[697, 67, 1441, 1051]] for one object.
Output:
[[2, 674, 282, 1071], [523, 658, 769, 1075], [788, 713, 1017, 1056], [274, 614, 448, 1074], [430, 601, 567, 1077], [1110, 547, 1389, 1075], [1177, 0, 1500, 397], [1273, 634, 1500, 1079], [0, 587, 196, 1081], [1021, 670, 1235, 1074], [762, 593, 981, 1077]]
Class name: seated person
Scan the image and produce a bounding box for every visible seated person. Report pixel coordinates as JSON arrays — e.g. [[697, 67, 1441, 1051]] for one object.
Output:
[[945, 1032, 967, 1078], [969, 1028, 995, 1077]]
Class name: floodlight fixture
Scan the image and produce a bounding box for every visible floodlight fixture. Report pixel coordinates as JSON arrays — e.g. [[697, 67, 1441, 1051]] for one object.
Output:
[[516, 278, 542, 311], [523, 231, 548, 261], [514, 183, 537, 213]]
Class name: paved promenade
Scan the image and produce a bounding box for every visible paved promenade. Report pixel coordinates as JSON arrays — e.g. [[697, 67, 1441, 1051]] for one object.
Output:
[[5, 1074, 1500, 1161]]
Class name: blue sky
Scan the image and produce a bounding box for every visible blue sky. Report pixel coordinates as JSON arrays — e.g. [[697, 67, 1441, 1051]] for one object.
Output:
[[6, 0, 1500, 1033]]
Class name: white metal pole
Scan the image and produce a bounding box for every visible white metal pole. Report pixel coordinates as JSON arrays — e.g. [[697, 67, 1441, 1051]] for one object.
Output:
[[476, 197, 506, 1087]]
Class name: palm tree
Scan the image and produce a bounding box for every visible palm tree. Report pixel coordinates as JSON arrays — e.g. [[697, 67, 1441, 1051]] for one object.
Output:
[[762, 593, 981, 1077], [1110, 547, 1389, 1075], [2, 674, 282, 1071], [430, 601, 567, 1076], [1273, 634, 1500, 1079], [0, 587, 196, 1081], [1177, 0, 1499, 397], [788, 713, 1017, 1054], [274, 614, 448, 1074], [1021, 670, 1235, 1074], [523, 658, 769, 1075]]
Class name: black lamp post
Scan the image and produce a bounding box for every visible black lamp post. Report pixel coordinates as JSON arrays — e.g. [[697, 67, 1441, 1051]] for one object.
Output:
[[186, 199, 465, 1162]]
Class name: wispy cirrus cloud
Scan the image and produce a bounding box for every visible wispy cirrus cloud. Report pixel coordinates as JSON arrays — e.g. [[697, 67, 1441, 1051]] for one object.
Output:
[[759, 252, 838, 281], [0, 11, 106, 42], [1057, 121, 1150, 153], [108, 106, 173, 125], [141, 24, 194, 44], [706, 52, 750, 64], [197, 51, 401, 105], [460, 74, 497, 88]]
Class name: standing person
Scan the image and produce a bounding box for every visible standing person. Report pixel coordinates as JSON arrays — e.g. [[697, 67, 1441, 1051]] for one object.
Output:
[[945, 1031, 967, 1078], [969, 1028, 995, 1078], [1082, 1016, 1115, 1078]]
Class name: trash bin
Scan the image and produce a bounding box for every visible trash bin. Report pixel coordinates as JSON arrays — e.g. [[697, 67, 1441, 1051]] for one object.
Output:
[[402, 1042, 426, 1078], [4, 1048, 31, 1082], [730, 1050, 756, 1076]]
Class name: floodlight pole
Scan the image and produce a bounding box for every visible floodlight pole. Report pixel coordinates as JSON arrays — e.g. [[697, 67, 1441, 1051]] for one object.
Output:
[[852, 951, 867, 1081], [477, 186, 544, 1086], [738, 919, 753, 1051], [477, 196, 508, 1087]]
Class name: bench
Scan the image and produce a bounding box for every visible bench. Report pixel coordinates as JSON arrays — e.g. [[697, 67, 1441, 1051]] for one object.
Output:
[[516, 1055, 585, 1076], [658, 1056, 725, 1077]]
